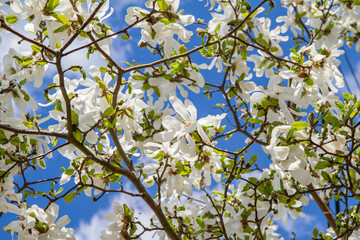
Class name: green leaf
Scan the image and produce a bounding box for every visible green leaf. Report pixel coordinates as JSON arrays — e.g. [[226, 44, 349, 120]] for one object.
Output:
[[157, 0, 169, 11], [304, 77, 314, 86], [103, 106, 116, 118], [54, 102, 63, 111], [315, 161, 332, 170], [179, 45, 188, 54], [291, 121, 309, 130], [65, 169, 75, 176], [73, 130, 82, 142], [248, 118, 263, 124], [23, 190, 33, 200], [263, 181, 273, 198], [238, 73, 246, 81], [36, 61, 47, 66], [228, 88, 237, 98], [268, 98, 278, 106], [0, 130, 7, 140], [248, 177, 258, 183], [51, 13, 69, 24], [130, 223, 137, 236], [343, 93, 354, 102], [248, 154, 257, 165], [52, 138, 58, 146], [104, 119, 113, 128], [47, 0, 60, 12], [159, 18, 171, 25], [151, 30, 156, 39], [53, 24, 69, 33], [269, 47, 279, 52], [257, 109, 265, 118], [97, 142, 104, 152], [313, 228, 319, 237], [105, 92, 113, 105], [21, 60, 33, 66], [142, 82, 151, 90], [99, 67, 107, 73], [10, 137, 21, 146], [257, 37, 268, 48], [132, 75, 147, 81], [120, 35, 129, 40], [261, 97, 269, 108], [23, 121, 34, 128], [125, 108, 133, 118], [94, 76, 107, 90], [56, 187, 64, 195], [321, 171, 329, 181], [31, 45, 41, 53], [267, 62, 276, 69], [19, 79, 27, 85], [325, 115, 339, 124], [82, 175, 88, 184], [217, 125, 226, 133], [71, 110, 79, 125], [212, 231, 223, 237], [6, 15, 18, 24], [196, 218, 205, 229], [175, 160, 192, 176], [350, 168, 356, 180], [171, 62, 185, 74], [64, 192, 76, 203], [179, 166, 192, 176], [79, 30, 88, 38], [123, 204, 132, 217], [39, 160, 46, 168], [20, 90, 30, 101]]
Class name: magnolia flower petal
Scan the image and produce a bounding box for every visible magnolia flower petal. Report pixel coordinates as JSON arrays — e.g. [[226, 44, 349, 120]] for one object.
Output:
[[268, 146, 289, 161]]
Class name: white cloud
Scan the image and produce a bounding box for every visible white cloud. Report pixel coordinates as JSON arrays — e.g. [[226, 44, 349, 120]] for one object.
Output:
[[0, 28, 33, 70], [75, 212, 108, 240], [277, 213, 325, 238], [109, 42, 133, 66], [242, 170, 262, 180]]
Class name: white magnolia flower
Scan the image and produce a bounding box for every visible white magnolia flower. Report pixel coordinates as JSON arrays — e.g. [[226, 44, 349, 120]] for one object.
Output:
[[38, 203, 75, 240], [100, 202, 134, 240], [4, 203, 73, 240], [154, 96, 211, 146], [126, 1, 194, 56]]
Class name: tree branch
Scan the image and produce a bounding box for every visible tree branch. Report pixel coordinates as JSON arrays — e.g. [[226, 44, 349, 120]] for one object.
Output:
[[308, 184, 341, 237], [0, 20, 56, 55], [61, 0, 106, 52], [0, 124, 67, 139]]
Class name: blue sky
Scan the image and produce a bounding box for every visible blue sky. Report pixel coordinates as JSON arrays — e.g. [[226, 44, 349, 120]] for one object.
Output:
[[1, 0, 360, 239]]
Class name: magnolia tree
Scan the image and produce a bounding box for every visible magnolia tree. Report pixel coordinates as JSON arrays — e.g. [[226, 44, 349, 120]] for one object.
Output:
[[1, 0, 360, 239]]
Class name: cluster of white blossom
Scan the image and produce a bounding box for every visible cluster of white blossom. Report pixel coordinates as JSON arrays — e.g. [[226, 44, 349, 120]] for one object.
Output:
[[100, 202, 135, 240], [125, 0, 194, 57], [1, 0, 360, 239], [3, 203, 74, 239]]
